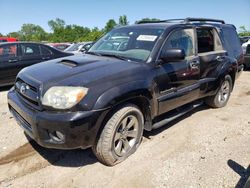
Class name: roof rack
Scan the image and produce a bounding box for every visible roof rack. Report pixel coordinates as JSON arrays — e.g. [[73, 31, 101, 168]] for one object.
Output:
[[185, 17, 225, 24], [137, 17, 225, 24]]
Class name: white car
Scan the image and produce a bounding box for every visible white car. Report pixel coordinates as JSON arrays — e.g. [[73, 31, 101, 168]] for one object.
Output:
[[242, 39, 250, 54], [64, 42, 93, 54]]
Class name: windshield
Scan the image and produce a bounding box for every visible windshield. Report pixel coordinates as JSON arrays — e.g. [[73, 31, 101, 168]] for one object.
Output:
[[88, 27, 164, 62]]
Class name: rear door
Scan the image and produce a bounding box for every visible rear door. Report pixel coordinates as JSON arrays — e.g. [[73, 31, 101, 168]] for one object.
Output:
[[196, 27, 227, 80], [19, 43, 43, 68], [0, 43, 19, 85]]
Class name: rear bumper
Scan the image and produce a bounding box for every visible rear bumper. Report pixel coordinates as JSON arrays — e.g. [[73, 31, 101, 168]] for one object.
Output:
[[8, 89, 106, 149]]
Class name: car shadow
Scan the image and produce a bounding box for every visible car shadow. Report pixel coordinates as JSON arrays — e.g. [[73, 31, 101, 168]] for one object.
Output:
[[27, 136, 98, 167], [227, 159, 250, 188], [0, 85, 12, 92], [144, 104, 210, 138]]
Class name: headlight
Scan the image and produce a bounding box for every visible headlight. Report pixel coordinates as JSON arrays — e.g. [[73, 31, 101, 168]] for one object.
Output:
[[41, 86, 88, 109]]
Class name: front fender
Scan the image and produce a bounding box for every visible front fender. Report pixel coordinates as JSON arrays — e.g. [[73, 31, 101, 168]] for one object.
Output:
[[93, 80, 155, 112]]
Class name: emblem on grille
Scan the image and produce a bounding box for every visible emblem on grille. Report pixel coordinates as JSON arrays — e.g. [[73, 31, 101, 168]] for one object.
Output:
[[20, 83, 30, 94]]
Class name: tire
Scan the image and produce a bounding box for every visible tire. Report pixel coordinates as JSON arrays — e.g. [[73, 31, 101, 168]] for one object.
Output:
[[92, 104, 144, 166], [205, 75, 232, 108]]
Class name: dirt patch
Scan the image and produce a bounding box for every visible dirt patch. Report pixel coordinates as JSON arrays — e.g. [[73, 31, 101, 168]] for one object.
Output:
[[0, 143, 35, 165]]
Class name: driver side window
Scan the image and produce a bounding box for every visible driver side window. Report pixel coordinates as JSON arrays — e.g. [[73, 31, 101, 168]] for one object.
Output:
[[162, 28, 195, 57]]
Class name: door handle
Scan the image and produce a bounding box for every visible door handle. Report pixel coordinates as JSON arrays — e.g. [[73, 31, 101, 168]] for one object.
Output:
[[42, 57, 50, 60], [189, 60, 199, 69], [216, 56, 225, 62], [8, 59, 18, 63]]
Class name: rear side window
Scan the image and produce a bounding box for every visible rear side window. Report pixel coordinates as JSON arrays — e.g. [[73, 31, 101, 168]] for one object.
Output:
[[21, 44, 40, 56], [221, 26, 242, 58], [0, 44, 17, 58], [41, 46, 53, 56], [197, 28, 223, 53]]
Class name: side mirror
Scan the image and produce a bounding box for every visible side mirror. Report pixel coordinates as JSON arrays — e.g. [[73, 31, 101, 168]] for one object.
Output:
[[160, 48, 185, 63], [80, 48, 87, 53]]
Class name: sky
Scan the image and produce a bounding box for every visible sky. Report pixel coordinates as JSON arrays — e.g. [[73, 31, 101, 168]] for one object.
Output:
[[0, 0, 250, 35]]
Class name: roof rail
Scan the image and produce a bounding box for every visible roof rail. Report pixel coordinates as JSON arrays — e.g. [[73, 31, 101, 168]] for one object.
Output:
[[185, 17, 225, 24], [137, 17, 225, 24]]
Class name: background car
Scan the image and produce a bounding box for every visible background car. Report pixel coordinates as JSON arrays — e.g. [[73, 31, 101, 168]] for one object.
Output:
[[64, 42, 94, 54], [239, 36, 250, 45], [0, 42, 73, 86], [48, 43, 71, 51], [244, 44, 250, 70], [242, 39, 250, 54], [0, 37, 18, 43]]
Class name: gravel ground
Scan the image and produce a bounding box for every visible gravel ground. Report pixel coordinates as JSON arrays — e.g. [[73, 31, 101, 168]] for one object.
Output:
[[0, 72, 249, 188]]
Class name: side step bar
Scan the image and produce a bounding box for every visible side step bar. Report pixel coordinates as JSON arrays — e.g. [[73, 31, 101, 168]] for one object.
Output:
[[152, 101, 203, 130]]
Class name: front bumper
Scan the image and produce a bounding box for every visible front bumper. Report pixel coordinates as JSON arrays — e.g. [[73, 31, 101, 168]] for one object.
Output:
[[8, 89, 106, 149]]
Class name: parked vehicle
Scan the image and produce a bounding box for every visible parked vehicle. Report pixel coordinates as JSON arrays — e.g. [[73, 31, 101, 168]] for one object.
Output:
[[0, 42, 73, 86], [244, 44, 250, 70], [49, 43, 71, 51], [242, 40, 250, 54], [64, 42, 94, 54], [8, 18, 243, 166], [239, 36, 250, 45], [0, 37, 18, 43]]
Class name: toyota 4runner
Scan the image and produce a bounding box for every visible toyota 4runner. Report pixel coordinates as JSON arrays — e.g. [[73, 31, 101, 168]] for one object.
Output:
[[8, 18, 244, 166]]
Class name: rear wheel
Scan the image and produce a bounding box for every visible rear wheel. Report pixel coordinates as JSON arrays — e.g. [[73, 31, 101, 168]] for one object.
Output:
[[205, 75, 232, 108], [92, 104, 144, 166]]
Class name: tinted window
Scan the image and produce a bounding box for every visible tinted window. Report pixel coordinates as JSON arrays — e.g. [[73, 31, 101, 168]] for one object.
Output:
[[163, 28, 195, 57], [197, 28, 223, 53], [0, 44, 17, 58], [21, 44, 40, 56], [222, 26, 242, 58], [246, 44, 250, 55], [41, 46, 52, 56]]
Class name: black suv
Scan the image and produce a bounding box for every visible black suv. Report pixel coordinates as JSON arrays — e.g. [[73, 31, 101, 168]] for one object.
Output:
[[0, 42, 72, 86], [8, 18, 243, 166]]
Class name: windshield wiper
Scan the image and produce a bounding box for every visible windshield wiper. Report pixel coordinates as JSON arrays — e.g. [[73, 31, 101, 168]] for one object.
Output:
[[99, 54, 130, 61], [85, 51, 102, 56]]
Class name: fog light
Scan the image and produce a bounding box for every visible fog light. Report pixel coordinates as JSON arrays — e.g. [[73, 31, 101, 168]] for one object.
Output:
[[49, 131, 65, 143]]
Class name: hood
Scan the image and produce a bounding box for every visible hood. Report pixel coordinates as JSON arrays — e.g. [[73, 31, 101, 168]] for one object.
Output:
[[18, 54, 147, 91]]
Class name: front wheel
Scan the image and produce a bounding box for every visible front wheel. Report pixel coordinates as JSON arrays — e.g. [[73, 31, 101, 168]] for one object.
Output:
[[205, 75, 232, 108], [92, 104, 144, 166]]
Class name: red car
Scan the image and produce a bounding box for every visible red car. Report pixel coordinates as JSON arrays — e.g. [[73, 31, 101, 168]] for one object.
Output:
[[0, 37, 18, 42]]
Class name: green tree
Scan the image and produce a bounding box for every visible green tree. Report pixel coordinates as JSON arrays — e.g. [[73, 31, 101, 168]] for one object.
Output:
[[0, 33, 3, 37], [238, 25, 250, 36], [7, 32, 21, 39], [135, 18, 160, 24], [20, 24, 48, 41], [48, 18, 66, 31], [80, 27, 104, 41], [104, 19, 117, 32], [119, 15, 128, 25]]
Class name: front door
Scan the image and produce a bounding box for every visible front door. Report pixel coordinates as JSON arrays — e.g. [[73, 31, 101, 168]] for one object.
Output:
[[156, 28, 200, 115]]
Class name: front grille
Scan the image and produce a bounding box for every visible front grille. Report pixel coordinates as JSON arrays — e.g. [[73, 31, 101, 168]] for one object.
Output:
[[15, 79, 41, 110]]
